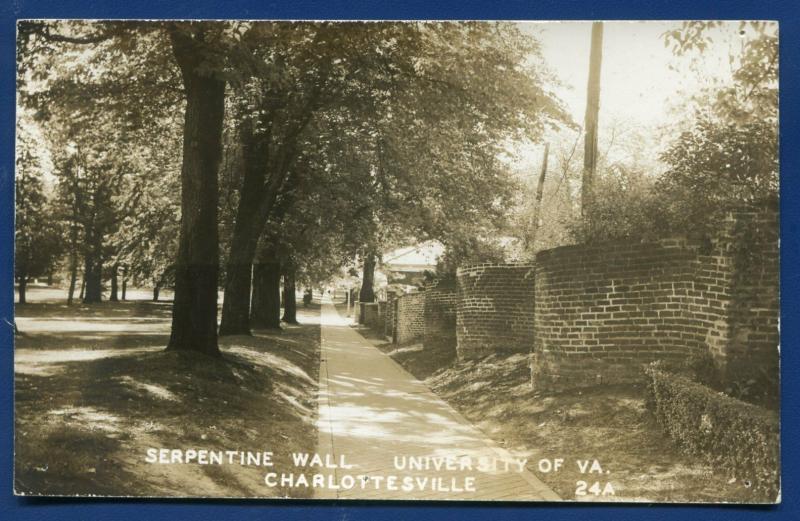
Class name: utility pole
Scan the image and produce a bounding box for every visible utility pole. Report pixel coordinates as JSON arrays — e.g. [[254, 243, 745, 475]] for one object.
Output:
[[529, 143, 549, 251], [582, 21, 603, 221]]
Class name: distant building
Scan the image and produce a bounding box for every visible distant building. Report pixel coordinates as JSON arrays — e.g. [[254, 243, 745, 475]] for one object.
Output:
[[380, 241, 444, 287]]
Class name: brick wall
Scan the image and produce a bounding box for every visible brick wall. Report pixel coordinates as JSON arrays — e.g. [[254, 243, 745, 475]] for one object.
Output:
[[423, 281, 458, 358], [715, 206, 780, 400], [394, 292, 425, 345], [456, 264, 536, 359], [384, 292, 397, 340], [531, 206, 779, 393], [533, 239, 705, 390], [361, 302, 384, 331]]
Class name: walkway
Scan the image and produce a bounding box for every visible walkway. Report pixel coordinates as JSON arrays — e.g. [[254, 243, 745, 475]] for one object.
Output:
[[315, 300, 558, 501]]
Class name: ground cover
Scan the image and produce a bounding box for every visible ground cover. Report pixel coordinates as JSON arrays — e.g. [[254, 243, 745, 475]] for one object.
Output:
[[14, 288, 321, 498]]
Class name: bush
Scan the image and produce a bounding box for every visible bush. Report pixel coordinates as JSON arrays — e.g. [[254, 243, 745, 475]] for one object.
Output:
[[644, 365, 780, 502]]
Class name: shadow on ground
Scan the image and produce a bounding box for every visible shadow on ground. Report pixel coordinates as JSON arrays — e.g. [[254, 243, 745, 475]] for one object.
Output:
[[14, 294, 321, 498]]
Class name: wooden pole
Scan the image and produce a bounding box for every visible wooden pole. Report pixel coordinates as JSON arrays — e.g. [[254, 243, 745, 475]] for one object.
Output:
[[530, 143, 549, 251], [582, 21, 604, 221]]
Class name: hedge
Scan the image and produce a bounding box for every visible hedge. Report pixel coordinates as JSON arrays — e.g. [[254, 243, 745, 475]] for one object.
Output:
[[644, 365, 780, 502]]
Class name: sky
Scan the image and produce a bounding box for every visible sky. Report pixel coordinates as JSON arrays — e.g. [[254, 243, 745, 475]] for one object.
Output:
[[520, 21, 750, 130], [507, 20, 768, 174]]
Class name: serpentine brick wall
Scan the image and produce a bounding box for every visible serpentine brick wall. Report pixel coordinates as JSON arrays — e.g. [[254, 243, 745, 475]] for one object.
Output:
[[384, 293, 396, 339], [715, 206, 779, 400], [361, 302, 381, 330], [455, 264, 536, 359], [532, 205, 779, 393], [423, 282, 458, 358], [394, 292, 425, 345]]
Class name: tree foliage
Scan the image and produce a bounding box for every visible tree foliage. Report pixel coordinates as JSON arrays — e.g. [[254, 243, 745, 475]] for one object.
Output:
[[15, 120, 62, 302]]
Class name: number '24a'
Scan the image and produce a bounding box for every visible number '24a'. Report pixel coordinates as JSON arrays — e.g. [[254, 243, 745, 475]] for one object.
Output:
[[575, 480, 615, 496]]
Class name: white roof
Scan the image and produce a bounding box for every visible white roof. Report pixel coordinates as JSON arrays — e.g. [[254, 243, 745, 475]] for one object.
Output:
[[383, 241, 444, 269]]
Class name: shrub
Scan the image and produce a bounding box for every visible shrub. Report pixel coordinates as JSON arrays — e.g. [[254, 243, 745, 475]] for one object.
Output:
[[644, 365, 780, 502]]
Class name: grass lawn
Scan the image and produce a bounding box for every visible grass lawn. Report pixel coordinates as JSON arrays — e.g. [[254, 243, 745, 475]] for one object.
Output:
[[14, 289, 321, 498]]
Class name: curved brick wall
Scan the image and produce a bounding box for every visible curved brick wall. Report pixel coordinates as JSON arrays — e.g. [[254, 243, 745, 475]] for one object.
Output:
[[533, 239, 710, 390], [423, 282, 458, 358], [394, 292, 425, 345], [532, 206, 779, 396], [456, 264, 536, 359]]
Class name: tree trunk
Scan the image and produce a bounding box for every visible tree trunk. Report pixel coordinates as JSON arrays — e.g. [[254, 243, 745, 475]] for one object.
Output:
[[582, 21, 603, 221], [46, 269, 53, 286], [121, 267, 127, 301], [219, 122, 270, 336], [110, 263, 119, 302], [78, 273, 85, 301], [251, 261, 282, 329], [83, 255, 102, 303], [166, 27, 226, 357], [67, 255, 78, 305], [220, 260, 254, 336], [282, 266, 298, 324], [153, 284, 161, 302], [66, 216, 80, 305], [17, 274, 27, 305], [359, 251, 377, 303]]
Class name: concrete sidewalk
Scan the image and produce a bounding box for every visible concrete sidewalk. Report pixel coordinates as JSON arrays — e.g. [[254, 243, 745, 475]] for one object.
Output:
[[315, 300, 558, 501]]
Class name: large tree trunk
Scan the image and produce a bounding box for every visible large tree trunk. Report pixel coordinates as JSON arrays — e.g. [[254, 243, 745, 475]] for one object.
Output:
[[110, 263, 119, 302], [83, 255, 102, 303], [251, 261, 282, 329], [153, 284, 161, 302], [220, 68, 319, 335], [219, 123, 270, 337], [282, 265, 298, 324], [219, 259, 254, 335], [359, 251, 377, 303], [166, 27, 226, 357]]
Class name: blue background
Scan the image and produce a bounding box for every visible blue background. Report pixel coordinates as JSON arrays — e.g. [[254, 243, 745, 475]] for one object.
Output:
[[1, 1, 798, 520]]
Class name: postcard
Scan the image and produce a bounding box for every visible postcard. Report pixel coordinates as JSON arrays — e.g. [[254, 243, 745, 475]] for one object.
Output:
[[13, 19, 779, 503]]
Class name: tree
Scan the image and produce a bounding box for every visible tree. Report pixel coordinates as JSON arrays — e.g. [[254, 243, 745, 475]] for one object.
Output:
[[19, 20, 267, 355], [48, 129, 123, 305], [217, 22, 569, 333], [19, 21, 570, 357], [657, 21, 778, 233], [218, 23, 335, 335], [15, 121, 62, 304], [663, 21, 777, 125], [162, 23, 228, 355], [18, 21, 185, 306], [656, 118, 777, 235]]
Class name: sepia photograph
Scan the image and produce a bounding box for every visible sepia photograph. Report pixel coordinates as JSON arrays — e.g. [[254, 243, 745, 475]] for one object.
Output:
[[13, 19, 779, 503]]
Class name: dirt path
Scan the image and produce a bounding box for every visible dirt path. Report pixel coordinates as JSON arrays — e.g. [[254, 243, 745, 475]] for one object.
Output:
[[315, 299, 558, 501]]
